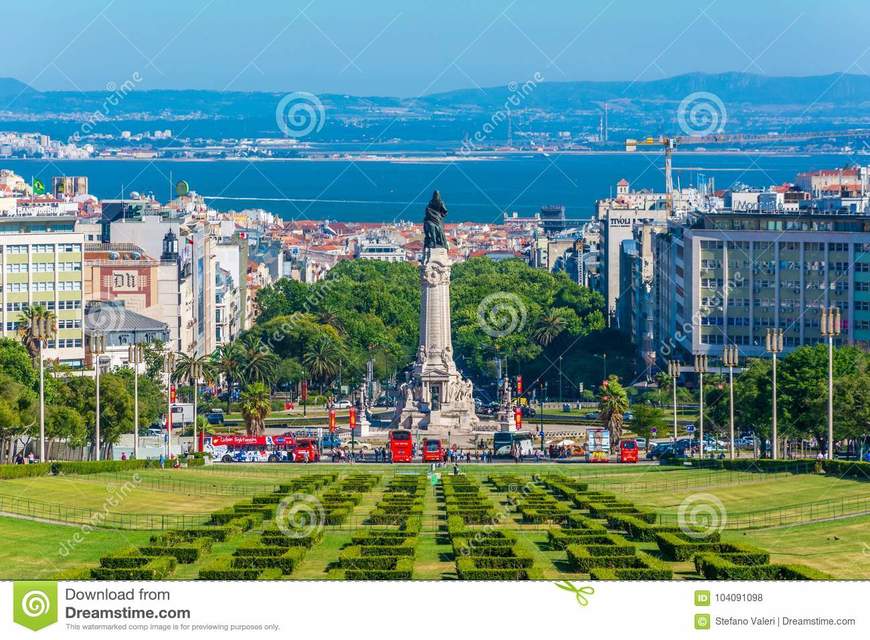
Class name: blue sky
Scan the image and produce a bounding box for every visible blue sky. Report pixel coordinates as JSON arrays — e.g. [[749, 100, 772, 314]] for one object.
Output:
[[4, 0, 869, 95]]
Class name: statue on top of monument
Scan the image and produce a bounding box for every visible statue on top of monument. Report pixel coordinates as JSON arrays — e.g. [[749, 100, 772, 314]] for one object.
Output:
[[423, 190, 448, 253]]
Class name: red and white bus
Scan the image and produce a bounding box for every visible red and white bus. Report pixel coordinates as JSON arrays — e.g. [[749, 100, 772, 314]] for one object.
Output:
[[388, 429, 414, 463], [421, 438, 445, 463], [199, 433, 297, 463]]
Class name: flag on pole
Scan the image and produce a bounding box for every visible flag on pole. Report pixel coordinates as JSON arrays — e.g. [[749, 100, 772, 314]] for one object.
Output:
[[32, 178, 46, 195]]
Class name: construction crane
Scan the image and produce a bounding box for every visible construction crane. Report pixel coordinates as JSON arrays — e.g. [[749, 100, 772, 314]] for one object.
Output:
[[625, 129, 870, 197]]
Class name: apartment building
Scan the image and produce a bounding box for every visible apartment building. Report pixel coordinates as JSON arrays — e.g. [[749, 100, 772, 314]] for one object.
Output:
[[650, 210, 870, 362], [0, 204, 85, 367]]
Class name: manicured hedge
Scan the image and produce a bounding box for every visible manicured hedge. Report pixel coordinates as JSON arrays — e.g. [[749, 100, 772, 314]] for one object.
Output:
[[336, 558, 413, 580], [139, 537, 212, 564], [694, 553, 832, 580], [0, 459, 160, 479], [566, 536, 639, 571], [455, 558, 542, 580], [232, 547, 306, 574], [589, 553, 673, 580], [198, 558, 264, 580], [92, 556, 176, 580]]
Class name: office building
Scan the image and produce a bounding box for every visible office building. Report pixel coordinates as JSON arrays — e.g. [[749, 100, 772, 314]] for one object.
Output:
[[0, 203, 85, 367]]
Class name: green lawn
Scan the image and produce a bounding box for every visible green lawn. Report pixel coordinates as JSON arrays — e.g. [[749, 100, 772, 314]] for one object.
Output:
[[0, 516, 151, 579], [724, 514, 870, 579], [1, 464, 867, 580], [0, 476, 237, 514]]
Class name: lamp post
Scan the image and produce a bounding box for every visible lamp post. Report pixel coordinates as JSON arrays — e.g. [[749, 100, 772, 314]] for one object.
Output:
[[190, 360, 202, 454], [820, 306, 841, 460], [163, 352, 176, 459], [128, 344, 144, 459], [667, 360, 680, 441], [765, 328, 784, 459], [694, 353, 708, 459], [90, 333, 106, 461], [558, 356, 563, 404], [33, 317, 54, 462], [722, 344, 739, 460]]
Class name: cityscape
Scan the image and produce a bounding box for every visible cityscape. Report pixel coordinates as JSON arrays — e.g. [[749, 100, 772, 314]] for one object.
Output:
[[0, 0, 868, 636]]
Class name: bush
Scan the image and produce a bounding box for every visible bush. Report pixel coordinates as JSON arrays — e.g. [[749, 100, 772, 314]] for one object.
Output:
[[589, 553, 673, 580], [566, 535, 637, 571], [139, 538, 212, 564], [693, 553, 831, 580], [456, 558, 542, 580], [92, 557, 176, 580], [198, 558, 263, 580], [337, 558, 413, 580], [232, 547, 305, 574]]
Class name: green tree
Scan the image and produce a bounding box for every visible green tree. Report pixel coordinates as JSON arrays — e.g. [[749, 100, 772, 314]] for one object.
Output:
[[212, 343, 244, 410], [17, 305, 56, 360], [629, 403, 668, 444], [598, 375, 629, 446], [239, 382, 271, 435], [0, 338, 36, 388], [303, 335, 343, 392], [237, 336, 279, 387]]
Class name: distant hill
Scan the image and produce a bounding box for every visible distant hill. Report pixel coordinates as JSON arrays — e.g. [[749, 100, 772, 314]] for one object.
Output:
[[2, 72, 869, 143], [0, 77, 36, 99], [419, 72, 870, 110]]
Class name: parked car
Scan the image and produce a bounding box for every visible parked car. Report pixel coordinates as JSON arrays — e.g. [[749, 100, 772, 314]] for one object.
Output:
[[332, 400, 351, 409], [582, 412, 599, 420], [520, 405, 537, 417], [634, 437, 647, 450], [206, 409, 225, 425], [646, 442, 673, 460], [321, 433, 342, 448], [623, 411, 634, 422]]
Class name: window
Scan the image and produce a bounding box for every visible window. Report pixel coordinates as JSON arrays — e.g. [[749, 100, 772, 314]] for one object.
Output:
[[57, 281, 81, 291], [31, 244, 54, 253], [6, 245, 27, 254], [5, 263, 28, 273], [32, 262, 54, 272], [57, 300, 81, 310], [5, 283, 27, 293], [33, 281, 54, 292], [5, 302, 29, 312], [57, 319, 81, 329], [58, 243, 81, 253]]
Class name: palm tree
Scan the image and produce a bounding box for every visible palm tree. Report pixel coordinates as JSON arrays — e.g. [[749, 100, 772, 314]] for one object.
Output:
[[531, 311, 568, 347], [303, 336, 342, 392], [17, 305, 57, 359], [212, 343, 243, 411], [174, 352, 216, 389], [239, 382, 271, 436], [598, 375, 629, 447], [237, 336, 279, 387]]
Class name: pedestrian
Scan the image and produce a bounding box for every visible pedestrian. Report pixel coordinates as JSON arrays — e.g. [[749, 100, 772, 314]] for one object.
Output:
[[159, 453, 165, 469], [121, 452, 127, 461]]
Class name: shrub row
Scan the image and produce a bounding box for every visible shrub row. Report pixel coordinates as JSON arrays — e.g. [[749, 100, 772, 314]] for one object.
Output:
[[654, 532, 765, 562], [694, 553, 832, 580]]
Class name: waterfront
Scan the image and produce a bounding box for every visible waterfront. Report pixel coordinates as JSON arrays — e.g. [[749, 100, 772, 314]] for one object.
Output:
[[1, 152, 860, 222]]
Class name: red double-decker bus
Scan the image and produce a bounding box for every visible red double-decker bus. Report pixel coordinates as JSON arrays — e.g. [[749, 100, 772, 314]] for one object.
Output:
[[421, 438, 444, 462], [389, 429, 413, 463], [199, 433, 296, 463]]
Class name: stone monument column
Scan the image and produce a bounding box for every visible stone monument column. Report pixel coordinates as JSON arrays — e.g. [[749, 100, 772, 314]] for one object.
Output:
[[393, 191, 478, 432]]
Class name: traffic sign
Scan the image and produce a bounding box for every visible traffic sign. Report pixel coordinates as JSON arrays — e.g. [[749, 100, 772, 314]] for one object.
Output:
[[651, 428, 657, 435], [686, 425, 696, 433]]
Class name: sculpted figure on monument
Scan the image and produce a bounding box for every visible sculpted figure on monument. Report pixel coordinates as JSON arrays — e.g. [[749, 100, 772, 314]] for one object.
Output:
[[423, 190, 449, 253]]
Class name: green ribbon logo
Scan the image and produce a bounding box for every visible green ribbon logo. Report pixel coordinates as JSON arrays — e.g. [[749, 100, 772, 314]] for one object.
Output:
[[13, 582, 58, 631]]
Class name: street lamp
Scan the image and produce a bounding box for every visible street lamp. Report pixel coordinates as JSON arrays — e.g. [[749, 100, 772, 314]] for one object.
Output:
[[667, 359, 680, 441], [558, 356, 563, 404], [33, 316, 54, 462], [90, 333, 106, 461], [722, 344, 739, 460], [820, 305, 841, 460], [765, 328, 784, 460], [128, 344, 144, 458], [163, 352, 176, 459], [190, 360, 203, 454], [694, 353, 708, 459]]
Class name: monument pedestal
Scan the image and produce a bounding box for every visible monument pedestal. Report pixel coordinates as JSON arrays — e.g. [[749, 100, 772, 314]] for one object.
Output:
[[394, 247, 477, 433]]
